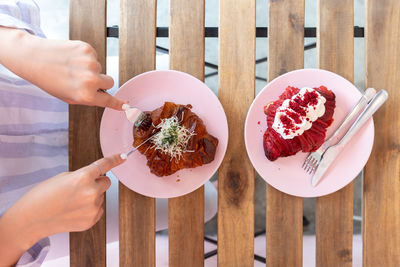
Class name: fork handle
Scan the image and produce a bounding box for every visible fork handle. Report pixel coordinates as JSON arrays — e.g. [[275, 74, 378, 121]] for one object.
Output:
[[337, 89, 388, 148], [320, 87, 376, 151]]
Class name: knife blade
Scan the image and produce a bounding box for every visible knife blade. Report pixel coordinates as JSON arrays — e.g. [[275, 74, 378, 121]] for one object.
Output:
[[312, 89, 389, 187]]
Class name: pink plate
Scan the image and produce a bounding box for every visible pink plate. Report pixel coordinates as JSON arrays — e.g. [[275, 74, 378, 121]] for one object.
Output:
[[100, 70, 228, 198], [245, 69, 374, 197]]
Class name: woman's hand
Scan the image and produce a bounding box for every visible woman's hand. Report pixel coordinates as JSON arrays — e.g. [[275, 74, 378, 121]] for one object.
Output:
[[0, 27, 125, 110], [0, 154, 125, 266]]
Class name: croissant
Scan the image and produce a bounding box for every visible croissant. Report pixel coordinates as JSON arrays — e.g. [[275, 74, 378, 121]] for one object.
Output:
[[133, 102, 218, 176], [263, 86, 336, 161]]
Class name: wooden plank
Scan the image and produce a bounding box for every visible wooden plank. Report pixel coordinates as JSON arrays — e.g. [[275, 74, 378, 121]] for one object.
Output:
[[168, 189, 204, 267], [315, 0, 354, 266], [69, 1, 107, 266], [168, 1, 205, 266], [363, 0, 400, 266], [266, 1, 304, 266], [218, 0, 255, 266], [119, 0, 156, 266]]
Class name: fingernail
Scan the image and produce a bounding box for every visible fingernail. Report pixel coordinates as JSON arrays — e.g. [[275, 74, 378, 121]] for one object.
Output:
[[120, 153, 128, 160], [122, 104, 130, 110]]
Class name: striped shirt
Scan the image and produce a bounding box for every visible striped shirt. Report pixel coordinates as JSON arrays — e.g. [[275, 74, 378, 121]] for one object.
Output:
[[0, 1, 67, 265]]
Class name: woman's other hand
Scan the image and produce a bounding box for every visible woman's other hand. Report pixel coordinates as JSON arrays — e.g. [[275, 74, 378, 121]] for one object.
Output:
[[0, 27, 125, 110], [0, 154, 125, 266]]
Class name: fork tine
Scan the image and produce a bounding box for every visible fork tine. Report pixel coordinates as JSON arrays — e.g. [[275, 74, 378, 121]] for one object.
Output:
[[307, 162, 314, 174], [302, 158, 307, 169], [306, 156, 315, 171], [305, 159, 312, 173], [303, 154, 311, 169], [307, 158, 316, 174], [310, 163, 317, 174], [312, 159, 321, 173], [310, 159, 319, 174]]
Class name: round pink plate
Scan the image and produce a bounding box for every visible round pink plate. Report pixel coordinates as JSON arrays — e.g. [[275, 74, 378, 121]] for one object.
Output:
[[100, 70, 228, 198], [245, 69, 374, 197]]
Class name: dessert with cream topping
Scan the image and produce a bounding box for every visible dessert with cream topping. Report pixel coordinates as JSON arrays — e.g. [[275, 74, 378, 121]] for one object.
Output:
[[263, 86, 335, 161]]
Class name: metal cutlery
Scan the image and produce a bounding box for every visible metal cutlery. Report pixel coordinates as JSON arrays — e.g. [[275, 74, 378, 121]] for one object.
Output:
[[122, 104, 152, 130], [120, 104, 153, 159], [120, 134, 154, 159], [311, 89, 388, 187], [302, 87, 377, 174]]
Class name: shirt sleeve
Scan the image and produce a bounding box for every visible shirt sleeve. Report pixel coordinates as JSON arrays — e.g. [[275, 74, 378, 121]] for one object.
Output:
[[0, 0, 44, 37], [0, 2, 50, 266], [16, 237, 50, 267]]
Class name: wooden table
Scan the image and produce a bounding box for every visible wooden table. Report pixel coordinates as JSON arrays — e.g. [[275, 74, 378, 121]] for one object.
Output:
[[68, 0, 400, 266]]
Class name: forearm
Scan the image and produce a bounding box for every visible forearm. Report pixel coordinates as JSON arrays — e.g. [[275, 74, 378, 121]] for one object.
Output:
[[0, 27, 40, 81], [0, 27, 64, 97], [0, 217, 25, 266], [0, 26, 123, 109], [0, 204, 44, 266]]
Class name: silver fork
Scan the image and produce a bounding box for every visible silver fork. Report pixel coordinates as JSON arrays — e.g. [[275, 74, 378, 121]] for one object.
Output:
[[119, 104, 154, 160], [302, 87, 376, 174], [122, 104, 152, 130]]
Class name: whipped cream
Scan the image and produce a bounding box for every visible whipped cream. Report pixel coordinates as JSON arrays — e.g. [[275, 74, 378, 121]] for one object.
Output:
[[272, 87, 326, 139]]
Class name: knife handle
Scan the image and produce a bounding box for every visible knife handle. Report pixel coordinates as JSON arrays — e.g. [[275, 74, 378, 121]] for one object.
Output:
[[337, 89, 388, 148], [321, 88, 376, 150]]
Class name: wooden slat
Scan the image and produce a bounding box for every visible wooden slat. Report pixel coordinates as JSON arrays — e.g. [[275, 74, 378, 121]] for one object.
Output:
[[266, 1, 304, 266], [315, 0, 354, 266], [363, 0, 400, 266], [168, 1, 205, 266], [218, 0, 255, 266], [69, 1, 107, 266], [168, 189, 204, 267], [119, 0, 156, 266]]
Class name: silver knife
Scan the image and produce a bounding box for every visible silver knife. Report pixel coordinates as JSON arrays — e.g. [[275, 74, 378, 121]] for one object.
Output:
[[312, 89, 389, 187]]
